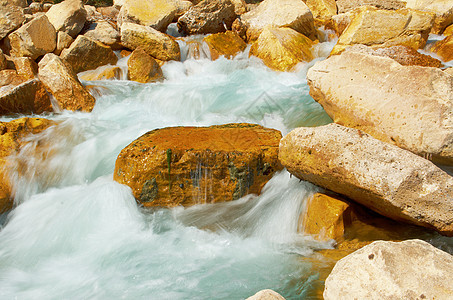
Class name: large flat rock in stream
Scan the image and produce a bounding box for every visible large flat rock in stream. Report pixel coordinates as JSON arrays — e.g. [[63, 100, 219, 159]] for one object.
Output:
[[279, 123, 453, 236], [324, 240, 453, 299], [306, 50, 453, 165], [114, 124, 282, 207]]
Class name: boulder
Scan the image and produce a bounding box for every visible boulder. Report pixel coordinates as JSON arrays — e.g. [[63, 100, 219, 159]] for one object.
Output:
[[11, 56, 38, 80], [230, 0, 246, 15], [431, 35, 453, 62], [326, 12, 352, 35], [246, 289, 286, 300], [331, 6, 434, 55], [54, 31, 74, 55], [96, 6, 119, 21], [84, 5, 102, 22], [444, 23, 453, 35], [405, 0, 453, 34], [324, 240, 453, 299], [84, 20, 121, 50], [45, 0, 87, 38], [0, 117, 55, 213], [172, 0, 193, 20], [343, 44, 442, 67], [305, 0, 337, 19], [113, 123, 282, 207], [79, 66, 122, 81], [117, 0, 177, 32], [120, 22, 180, 61], [301, 193, 352, 241], [6, 15, 56, 60], [279, 123, 453, 236], [127, 47, 163, 83], [306, 51, 453, 164], [38, 53, 95, 112], [249, 27, 314, 71], [336, 0, 406, 13], [0, 79, 51, 115], [0, 49, 6, 71], [0, 0, 27, 7], [0, 69, 25, 87], [240, 0, 315, 42], [0, 4, 24, 40], [61, 35, 118, 74], [177, 0, 236, 35], [203, 31, 246, 60]]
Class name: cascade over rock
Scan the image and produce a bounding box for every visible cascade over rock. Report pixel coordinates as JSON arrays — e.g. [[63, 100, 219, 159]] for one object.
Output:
[[114, 124, 282, 207], [306, 51, 453, 164], [240, 0, 315, 42], [279, 124, 453, 236], [324, 240, 453, 299], [38, 53, 96, 112]]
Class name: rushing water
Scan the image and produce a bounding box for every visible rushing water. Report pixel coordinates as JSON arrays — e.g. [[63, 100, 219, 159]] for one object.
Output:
[[1, 33, 451, 299]]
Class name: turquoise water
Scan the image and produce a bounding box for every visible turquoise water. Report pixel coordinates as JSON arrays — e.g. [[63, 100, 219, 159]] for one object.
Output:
[[0, 42, 338, 299]]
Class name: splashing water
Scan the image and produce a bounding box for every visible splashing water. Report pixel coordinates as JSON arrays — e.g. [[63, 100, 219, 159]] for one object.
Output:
[[0, 39, 337, 299]]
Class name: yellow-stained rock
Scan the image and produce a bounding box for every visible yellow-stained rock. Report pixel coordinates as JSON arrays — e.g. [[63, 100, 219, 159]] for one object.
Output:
[[117, 0, 177, 32], [54, 31, 74, 55], [11, 57, 38, 80], [301, 193, 351, 241], [0, 79, 52, 115], [0, 4, 24, 40], [331, 6, 435, 55], [336, 0, 406, 13], [405, 0, 453, 34], [127, 47, 163, 83], [38, 53, 96, 112], [79, 66, 122, 81], [250, 27, 314, 72], [0, 117, 55, 213], [114, 123, 282, 207], [431, 35, 453, 62], [0, 69, 26, 87], [45, 0, 87, 38], [203, 31, 247, 60], [325, 12, 353, 35], [444, 23, 453, 35], [230, 0, 247, 15], [306, 0, 337, 19]]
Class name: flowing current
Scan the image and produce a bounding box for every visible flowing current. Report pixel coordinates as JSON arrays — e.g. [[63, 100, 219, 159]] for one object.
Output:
[[0, 39, 347, 299]]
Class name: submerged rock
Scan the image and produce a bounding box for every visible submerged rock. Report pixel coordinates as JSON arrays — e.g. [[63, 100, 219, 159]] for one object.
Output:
[[324, 240, 453, 299], [240, 0, 315, 42], [246, 289, 286, 300], [0, 117, 55, 213], [203, 31, 246, 60], [177, 0, 236, 35], [127, 47, 163, 83], [331, 6, 434, 55], [250, 27, 314, 72], [45, 0, 87, 38], [306, 51, 453, 164], [279, 123, 453, 236], [38, 53, 96, 112], [60, 35, 118, 74], [120, 22, 180, 61], [114, 123, 282, 207]]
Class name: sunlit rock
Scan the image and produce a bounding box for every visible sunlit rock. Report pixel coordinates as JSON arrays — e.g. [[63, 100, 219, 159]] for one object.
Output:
[[325, 12, 352, 35], [6, 15, 56, 60], [445, 67, 453, 76], [250, 27, 314, 72], [127, 47, 163, 83], [324, 240, 453, 299], [405, 0, 453, 34], [0, 79, 51, 115], [305, 0, 337, 19], [54, 31, 74, 55], [0, 69, 26, 87], [246, 289, 286, 300], [301, 193, 352, 241], [120, 22, 180, 61], [0, 4, 24, 40], [96, 6, 119, 21], [444, 23, 453, 35], [61, 35, 118, 74], [0, 0, 27, 7], [114, 123, 282, 207], [336, 0, 406, 13], [172, 0, 193, 20], [203, 31, 246, 60], [0, 117, 55, 213], [331, 6, 434, 55], [117, 0, 177, 32], [10, 56, 38, 80], [342, 44, 442, 67], [240, 0, 315, 42], [45, 0, 87, 38], [279, 123, 453, 236], [79, 66, 122, 81], [84, 20, 121, 50], [177, 0, 236, 35], [431, 35, 453, 62], [38, 53, 95, 112], [306, 51, 453, 164]]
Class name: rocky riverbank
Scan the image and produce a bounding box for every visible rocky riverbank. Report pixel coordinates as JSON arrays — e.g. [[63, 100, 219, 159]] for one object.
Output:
[[1, 0, 453, 298]]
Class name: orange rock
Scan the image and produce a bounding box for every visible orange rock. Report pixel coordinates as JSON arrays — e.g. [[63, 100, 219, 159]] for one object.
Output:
[[127, 48, 163, 83], [79, 66, 122, 81], [301, 193, 352, 241], [444, 24, 453, 36], [114, 123, 283, 207], [0, 117, 55, 213], [431, 35, 453, 62], [120, 50, 132, 57], [0, 69, 27, 87], [0, 79, 52, 115], [203, 31, 247, 60], [11, 57, 38, 80]]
